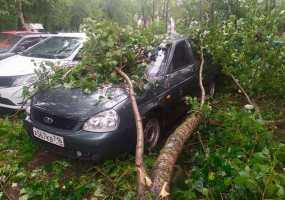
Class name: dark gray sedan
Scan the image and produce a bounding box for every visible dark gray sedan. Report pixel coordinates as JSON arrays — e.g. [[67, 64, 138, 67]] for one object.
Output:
[[24, 36, 219, 161]]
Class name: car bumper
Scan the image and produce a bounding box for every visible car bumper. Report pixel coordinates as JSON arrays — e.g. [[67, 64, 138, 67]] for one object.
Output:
[[0, 86, 26, 110], [24, 116, 136, 161]]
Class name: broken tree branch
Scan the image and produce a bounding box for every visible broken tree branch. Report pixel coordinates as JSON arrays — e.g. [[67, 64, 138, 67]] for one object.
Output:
[[61, 67, 74, 81], [230, 74, 261, 117], [150, 46, 206, 199], [199, 46, 206, 108], [115, 67, 150, 200]]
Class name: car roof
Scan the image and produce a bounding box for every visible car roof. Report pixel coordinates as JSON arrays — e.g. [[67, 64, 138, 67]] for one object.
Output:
[[160, 33, 187, 46], [21, 33, 53, 38], [55, 33, 87, 38], [0, 30, 49, 37]]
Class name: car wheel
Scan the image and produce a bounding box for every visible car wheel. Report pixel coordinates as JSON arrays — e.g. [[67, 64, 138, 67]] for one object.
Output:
[[144, 118, 160, 150]]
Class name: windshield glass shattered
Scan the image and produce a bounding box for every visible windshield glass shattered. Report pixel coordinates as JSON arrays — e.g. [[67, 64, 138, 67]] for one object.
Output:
[[146, 44, 171, 77], [23, 36, 82, 59]]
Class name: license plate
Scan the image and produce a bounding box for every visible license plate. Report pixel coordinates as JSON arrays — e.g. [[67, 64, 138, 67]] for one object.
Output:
[[33, 128, 64, 147]]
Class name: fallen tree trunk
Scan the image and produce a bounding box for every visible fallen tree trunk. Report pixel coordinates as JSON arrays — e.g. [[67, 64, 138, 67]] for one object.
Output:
[[150, 46, 206, 199], [150, 113, 202, 199]]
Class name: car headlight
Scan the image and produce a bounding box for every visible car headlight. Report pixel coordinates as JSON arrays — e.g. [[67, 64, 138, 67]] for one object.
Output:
[[83, 110, 119, 132], [11, 74, 36, 87]]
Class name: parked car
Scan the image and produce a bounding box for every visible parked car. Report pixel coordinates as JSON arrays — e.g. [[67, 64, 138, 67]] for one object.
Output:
[[0, 31, 50, 60], [24, 36, 219, 161], [0, 33, 87, 110], [23, 23, 45, 32]]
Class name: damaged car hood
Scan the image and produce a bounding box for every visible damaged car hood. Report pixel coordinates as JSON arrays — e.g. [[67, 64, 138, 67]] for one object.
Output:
[[32, 86, 128, 120]]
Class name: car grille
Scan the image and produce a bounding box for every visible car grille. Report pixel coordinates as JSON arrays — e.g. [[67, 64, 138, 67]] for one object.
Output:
[[31, 107, 79, 130], [0, 76, 14, 88], [0, 97, 16, 106]]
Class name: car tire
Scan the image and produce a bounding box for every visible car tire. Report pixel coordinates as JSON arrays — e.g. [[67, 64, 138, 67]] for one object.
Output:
[[144, 117, 161, 151]]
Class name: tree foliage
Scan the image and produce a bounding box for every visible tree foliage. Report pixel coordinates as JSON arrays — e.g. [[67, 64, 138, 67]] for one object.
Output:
[[33, 19, 164, 94], [187, 3, 285, 99]]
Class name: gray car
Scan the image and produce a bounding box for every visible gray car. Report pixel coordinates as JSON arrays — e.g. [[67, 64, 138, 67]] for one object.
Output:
[[24, 36, 220, 161]]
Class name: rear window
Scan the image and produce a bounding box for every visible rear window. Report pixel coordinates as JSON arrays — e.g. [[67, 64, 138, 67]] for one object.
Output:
[[0, 34, 22, 53]]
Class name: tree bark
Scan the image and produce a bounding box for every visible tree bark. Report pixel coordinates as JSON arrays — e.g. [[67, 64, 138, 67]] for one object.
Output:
[[209, 0, 214, 25], [150, 114, 202, 199], [16, 0, 26, 29], [150, 47, 206, 199], [152, 0, 155, 22], [165, 0, 170, 32], [271, 0, 276, 9], [115, 67, 150, 200], [199, 0, 203, 21], [265, 0, 269, 12]]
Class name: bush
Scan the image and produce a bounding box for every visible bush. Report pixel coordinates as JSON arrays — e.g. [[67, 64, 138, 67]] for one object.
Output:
[[187, 10, 285, 99], [173, 108, 285, 199]]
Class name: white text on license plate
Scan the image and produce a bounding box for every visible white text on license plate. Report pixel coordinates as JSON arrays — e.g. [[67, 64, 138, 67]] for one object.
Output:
[[33, 128, 64, 147]]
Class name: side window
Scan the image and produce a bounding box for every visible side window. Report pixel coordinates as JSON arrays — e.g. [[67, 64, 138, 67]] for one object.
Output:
[[14, 37, 44, 53], [171, 41, 194, 72]]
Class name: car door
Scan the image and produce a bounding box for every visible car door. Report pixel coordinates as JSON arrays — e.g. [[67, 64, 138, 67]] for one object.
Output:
[[166, 40, 196, 99], [160, 40, 196, 123]]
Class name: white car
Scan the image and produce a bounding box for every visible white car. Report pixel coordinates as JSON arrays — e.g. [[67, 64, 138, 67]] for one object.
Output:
[[0, 33, 86, 110]]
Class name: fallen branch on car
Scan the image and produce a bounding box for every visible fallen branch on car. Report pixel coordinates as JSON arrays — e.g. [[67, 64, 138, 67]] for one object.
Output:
[[115, 67, 151, 200]]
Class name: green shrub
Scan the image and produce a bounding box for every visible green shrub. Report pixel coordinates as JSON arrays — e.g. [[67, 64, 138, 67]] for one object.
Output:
[[187, 9, 285, 99], [173, 108, 285, 199]]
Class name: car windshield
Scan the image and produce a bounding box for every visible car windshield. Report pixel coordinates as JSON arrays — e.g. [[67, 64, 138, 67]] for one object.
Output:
[[0, 34, 22, 53], [146, 44, 171, 77], [22, 36, 82, 59]]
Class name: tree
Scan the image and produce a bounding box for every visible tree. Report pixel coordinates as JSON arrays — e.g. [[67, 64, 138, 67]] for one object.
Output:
[[16, 0, 26, 28]]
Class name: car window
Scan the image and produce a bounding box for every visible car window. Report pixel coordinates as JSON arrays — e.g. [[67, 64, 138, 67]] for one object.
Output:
[[0, 34, 22, 53], [14, 37, 45, 53], [171, 40, 194, 72], [22, 37, 82, 59], [146, 44, 171, 77]]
